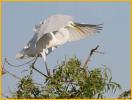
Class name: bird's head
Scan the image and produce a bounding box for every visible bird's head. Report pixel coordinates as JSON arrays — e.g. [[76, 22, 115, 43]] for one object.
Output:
[[15, 45, 32, 59]]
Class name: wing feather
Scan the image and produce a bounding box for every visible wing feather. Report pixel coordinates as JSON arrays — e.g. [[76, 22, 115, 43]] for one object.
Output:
[[67, 23, 103, 42], [34, 14, 73, 42]]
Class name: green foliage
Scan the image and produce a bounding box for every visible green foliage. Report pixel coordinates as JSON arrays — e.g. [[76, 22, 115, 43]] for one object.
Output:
[[12, 57, 121, 99], [13, 76, 43, 98], [118, 90, 131, 99]]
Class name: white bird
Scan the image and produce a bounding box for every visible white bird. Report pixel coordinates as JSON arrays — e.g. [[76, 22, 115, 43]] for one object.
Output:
[[16, 14, 103, 62]]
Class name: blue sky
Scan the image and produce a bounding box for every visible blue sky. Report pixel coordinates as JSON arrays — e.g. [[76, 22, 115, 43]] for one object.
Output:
[[2, 2, 130, 98]]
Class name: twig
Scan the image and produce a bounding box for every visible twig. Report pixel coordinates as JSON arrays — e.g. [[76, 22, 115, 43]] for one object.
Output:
[[83, 45, 100, 77], [83, 45, 99, 68], [90, 45, 99, 56], [94, 51, 104, 54], [3, 68, 21, 80], [2, 67, 6, 75], [4, 56, 49, 78], [2, 59, 21, 79], [4, 58, 35, 67], [2, 58, 7, 75]]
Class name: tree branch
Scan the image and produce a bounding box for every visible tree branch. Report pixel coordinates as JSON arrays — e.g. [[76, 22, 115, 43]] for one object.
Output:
[[83, 45, 100, 77], [4, 56, 49, 78], [4, 58, 35, 67], [83, 45, 99, 68], [3, 68, 21, 80]]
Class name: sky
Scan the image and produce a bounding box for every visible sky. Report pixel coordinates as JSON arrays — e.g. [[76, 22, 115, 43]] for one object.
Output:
[[2, 2, 130, 98]]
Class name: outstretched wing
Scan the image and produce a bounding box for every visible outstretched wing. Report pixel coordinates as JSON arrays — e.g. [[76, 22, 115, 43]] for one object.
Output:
[[34, 14, 73, 42], [67, 23, 103, 42]]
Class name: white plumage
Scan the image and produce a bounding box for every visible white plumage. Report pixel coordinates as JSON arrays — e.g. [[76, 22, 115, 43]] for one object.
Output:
[[16, 14, 102, 61]]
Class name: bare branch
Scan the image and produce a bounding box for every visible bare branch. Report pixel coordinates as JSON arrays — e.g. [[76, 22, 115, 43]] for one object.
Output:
[[3, 68, 21, 80], [83, 45, 99, 68], [83, 45, 100, 77], [4, 58, 35, 67], [4, 56, 49, 78], [2, 60, 21, 79]]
